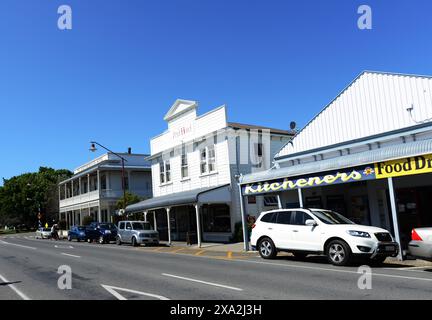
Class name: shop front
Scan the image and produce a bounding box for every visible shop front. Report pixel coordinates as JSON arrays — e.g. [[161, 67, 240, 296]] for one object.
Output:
[[240, 146, 432, 258]]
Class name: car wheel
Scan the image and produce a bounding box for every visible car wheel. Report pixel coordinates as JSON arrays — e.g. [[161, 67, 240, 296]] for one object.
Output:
[[292, 251, 308, 260], [326, 240, 351, 266], [131, 237, 138, 247], [258, 237, 277, 259], [98, 236, 104, 244], [116, 236, 122, 245]]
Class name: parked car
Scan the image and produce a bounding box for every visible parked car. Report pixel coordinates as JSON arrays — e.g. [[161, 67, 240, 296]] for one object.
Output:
[[250, 208, 399, 266], [67, 226, 87, 242], [116, 221, 159, 247], [408, 227, 432, 261], [86, 222, 118, 244], [35, 227, 51, 239]]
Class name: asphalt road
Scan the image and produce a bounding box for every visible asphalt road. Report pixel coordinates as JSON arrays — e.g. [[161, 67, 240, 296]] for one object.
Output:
[[1, 233, 432, 300]]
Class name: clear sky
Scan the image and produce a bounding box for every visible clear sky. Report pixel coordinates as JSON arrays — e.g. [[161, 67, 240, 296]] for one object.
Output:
[[1, 0, 431, 182]]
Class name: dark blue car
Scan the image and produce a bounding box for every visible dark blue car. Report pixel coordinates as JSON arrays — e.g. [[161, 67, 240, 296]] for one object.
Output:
[[86, 222, 118, 244], [67, 226, 87, 242]]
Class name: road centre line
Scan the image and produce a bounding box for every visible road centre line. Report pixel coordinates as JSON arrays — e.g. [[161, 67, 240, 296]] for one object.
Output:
[[162, 273, 243, 291], [60, 253, 81, 258], [0, 240, 37, 250], [0, 273, 31, 300]]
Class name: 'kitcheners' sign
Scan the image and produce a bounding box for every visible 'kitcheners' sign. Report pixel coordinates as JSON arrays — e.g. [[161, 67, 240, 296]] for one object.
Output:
[[242, 153, 432, 195]]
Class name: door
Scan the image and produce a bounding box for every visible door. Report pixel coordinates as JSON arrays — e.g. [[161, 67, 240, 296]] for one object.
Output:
[[272, 211, 295, 250], [125, 222, 133, 243], [290, 211, 322, 251]]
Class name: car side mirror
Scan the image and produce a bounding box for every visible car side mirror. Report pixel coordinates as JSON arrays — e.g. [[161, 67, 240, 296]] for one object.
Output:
[[305, 219, 317, 226]]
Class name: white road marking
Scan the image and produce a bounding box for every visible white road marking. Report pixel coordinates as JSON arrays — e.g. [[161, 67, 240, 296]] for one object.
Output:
[[396, 266, 429, 270], [0, 273, 31, 300], [60, 253, 81, 258], [231, 258, 432, 282], [0, 240, 37, 250], [101, 284, 170, 300], [162, 273, 243, 291], [55, 245, 74, 249]]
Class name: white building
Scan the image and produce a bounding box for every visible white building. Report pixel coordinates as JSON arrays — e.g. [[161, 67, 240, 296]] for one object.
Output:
[[126, 99, 293, 244], [240, 71, 432, 259], [59, 151, 152, 227]]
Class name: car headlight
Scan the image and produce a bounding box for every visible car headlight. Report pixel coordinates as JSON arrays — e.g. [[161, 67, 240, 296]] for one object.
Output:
[[104, 230, 111, 234], [347, 230, 371, 238], [79, 232, 85, 235]]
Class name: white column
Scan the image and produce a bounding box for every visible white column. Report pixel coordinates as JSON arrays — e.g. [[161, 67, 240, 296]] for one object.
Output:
[[144, 211, 148, 222], [153, 211, 157, 231], [87, 174, 90, 193], [97, 202, 102, 222], [97, 170, 101, 194], [277, 194, 283, 209], [79, 177, 82, 195], [64, 183, 67, 199], [238, 183, 249, 251], [388, 177, 403, 261], [195, 204, 202, 248], [71, 180, 74, 197], [166, 207, 171, 245], [298, 188, 304, 208], [79, 208, 82, 225]]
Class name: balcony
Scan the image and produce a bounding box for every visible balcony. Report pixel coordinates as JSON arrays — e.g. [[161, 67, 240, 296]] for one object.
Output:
[[59, 190, 100, 208]]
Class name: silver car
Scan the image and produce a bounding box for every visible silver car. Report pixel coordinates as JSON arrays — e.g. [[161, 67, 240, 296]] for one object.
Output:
[[408, 227, 432, 261], [35, 228, 51, 239], [116, 221, 159, 247]]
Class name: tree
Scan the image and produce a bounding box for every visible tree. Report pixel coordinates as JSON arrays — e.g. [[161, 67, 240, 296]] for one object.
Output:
[[0, 167, 72, 228], [116, 192, 142, 211]]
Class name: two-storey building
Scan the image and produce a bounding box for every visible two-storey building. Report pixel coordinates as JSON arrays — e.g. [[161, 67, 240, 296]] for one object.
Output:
[[126, 99, 293, 245], [59, 150, 152, 227]]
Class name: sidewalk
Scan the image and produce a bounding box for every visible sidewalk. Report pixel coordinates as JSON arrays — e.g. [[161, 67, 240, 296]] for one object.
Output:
[[162, 241, 432, 267]]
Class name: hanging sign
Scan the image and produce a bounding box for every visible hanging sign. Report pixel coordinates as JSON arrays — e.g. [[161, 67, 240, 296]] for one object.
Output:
[[374, 154, 432, 179], [242, 164, 376, 195]]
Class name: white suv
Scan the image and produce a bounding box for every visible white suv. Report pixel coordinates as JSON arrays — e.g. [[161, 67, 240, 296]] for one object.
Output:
[[250, 208, 399, 266]]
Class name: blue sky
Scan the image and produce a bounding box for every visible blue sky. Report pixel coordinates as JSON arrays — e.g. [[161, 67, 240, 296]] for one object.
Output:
[[1, 0, 431, 182]]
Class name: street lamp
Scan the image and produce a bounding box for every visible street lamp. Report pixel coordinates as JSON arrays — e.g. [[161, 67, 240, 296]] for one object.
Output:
[[89, 141, 128, 210]]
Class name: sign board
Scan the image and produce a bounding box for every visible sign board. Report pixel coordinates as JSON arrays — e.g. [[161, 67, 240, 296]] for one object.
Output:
[[242, 153, 432, 196]]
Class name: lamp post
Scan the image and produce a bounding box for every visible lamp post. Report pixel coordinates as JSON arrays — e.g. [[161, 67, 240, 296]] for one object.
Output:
[[89, 142, 128, 210]]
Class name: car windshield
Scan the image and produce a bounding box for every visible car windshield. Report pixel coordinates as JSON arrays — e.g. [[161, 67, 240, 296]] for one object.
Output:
[[42, 228, 51, 232], [311, 210, 355, 225], [99, 224, 115, 229], [132, 222, 151, 230]]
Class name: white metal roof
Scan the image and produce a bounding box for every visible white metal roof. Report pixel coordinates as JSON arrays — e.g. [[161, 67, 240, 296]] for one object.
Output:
[[275, 71, 432, 160]]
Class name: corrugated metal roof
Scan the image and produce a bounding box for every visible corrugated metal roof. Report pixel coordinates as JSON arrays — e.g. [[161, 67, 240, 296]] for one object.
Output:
[[275, 71, 432, 159], [125, 184, 230, 212], [241, 138, 432, 185]]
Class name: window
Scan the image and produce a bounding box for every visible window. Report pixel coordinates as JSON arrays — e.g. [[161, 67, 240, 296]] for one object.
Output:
[[248, 196, 256, 204], [292, 211, 313, 225], [118, 222, 125, 230], [126, 222, 132, 230], [181, 153, 188, 179], [159, 160, 171, 184], [254, 143, 264, 167], [260, 212, 277, 223], [200, 145, 216, 175], [276, 211, 292, 224], [159, 162, 165, 184], [101, 174, 107, 190], [202, 204, 231, 232], [264, 196, 278, 206]]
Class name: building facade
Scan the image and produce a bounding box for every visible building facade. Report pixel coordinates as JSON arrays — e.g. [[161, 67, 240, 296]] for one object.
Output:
[[59, 151, 152, 227], [126, 99, 293, 244], [240, 71, 432, 259]]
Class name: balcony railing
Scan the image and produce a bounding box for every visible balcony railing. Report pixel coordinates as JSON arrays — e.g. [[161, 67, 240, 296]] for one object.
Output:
[[60, 189, 151, 207]]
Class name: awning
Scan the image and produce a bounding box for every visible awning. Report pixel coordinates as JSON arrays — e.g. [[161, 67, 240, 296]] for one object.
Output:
[[125, 184, 231, 213], [240, 138, 432, 185]]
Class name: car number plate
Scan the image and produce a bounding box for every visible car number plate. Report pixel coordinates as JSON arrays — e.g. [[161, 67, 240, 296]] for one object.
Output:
[[385, 245, 395, 251]]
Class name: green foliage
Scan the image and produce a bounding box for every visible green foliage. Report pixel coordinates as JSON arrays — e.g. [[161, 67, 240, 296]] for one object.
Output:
[[0, 167, 72, 228], [82, 215, 94, 226], [116, 191, 142, 210]]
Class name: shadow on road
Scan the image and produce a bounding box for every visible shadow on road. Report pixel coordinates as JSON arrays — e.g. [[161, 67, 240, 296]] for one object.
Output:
[[0, 281, 21, 286]]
